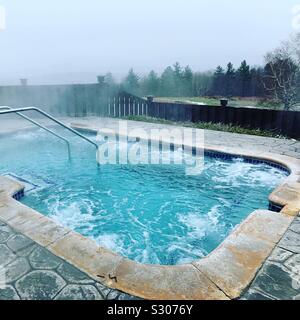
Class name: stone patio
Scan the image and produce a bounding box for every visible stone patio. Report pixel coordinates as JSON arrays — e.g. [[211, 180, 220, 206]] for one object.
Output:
[[0, 116, 300, 300], [242, 215, 300, 300], [0, 220, 135, 300], [1, 117, 300, 160]]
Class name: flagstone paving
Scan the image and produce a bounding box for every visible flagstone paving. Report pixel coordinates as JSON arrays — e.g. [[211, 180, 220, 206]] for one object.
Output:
[[1, 212, 299, 301], [0, 221, 136, 300], [0, 117, 300, 300], [242, 215, 300, 300]]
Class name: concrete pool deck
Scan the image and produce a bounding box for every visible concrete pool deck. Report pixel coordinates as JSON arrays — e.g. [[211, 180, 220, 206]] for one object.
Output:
[[0, 116, 300, 300]]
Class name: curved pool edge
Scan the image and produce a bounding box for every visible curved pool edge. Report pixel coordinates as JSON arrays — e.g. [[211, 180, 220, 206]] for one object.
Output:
[[0, 128, 300, 299], [73, 122, 300, 216]]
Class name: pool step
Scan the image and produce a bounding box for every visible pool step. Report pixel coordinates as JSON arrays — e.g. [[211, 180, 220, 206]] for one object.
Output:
[[2, 173, 44, 194]]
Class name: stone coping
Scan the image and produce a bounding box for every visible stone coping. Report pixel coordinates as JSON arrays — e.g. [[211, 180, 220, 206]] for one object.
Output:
[[0, 123, 299, 300]]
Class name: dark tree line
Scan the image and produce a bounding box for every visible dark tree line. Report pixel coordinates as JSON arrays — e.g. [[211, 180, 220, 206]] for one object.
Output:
[[210, 61, 265, 97], [118, 63, 195, 97], [97, 34, 300, 110], [104, 61, 269, 98], [99, 57, 299, 111]]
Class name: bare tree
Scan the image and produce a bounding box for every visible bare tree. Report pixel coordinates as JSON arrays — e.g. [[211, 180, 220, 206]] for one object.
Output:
[[263, 35, 300, 110]]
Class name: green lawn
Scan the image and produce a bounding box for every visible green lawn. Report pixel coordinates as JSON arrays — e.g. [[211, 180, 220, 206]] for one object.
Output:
[[153, 97, 283, 109]]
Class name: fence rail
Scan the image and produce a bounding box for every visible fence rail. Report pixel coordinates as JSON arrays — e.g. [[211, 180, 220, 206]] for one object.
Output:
[[107, 94, 300, 139], [146, 102, 300, 139], [108, 92, 148, 118], [0, 84, 116, 117], [1, 83, 299, 138]]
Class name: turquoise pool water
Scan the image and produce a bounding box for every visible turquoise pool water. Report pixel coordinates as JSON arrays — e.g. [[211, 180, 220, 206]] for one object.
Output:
[[0, 127, 288, 265]]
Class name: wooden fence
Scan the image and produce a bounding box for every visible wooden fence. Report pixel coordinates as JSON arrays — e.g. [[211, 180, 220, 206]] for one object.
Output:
[[108, 93, 300, 139], [0, 84, 116, 117], [107, 92, 148, 118], [147, 102, 300, 139], [1, 83, 300, 138]]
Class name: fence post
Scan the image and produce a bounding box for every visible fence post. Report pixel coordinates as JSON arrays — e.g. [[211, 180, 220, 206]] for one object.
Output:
[[147, 96, 154, 103], [146, 96, 154, 117]]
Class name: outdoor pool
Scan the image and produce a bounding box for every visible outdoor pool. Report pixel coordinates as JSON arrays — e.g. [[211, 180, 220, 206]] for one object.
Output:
[[0, 127, 288, 265]]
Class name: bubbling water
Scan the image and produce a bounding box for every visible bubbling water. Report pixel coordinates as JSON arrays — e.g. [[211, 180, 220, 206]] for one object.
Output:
[[0, 128, 288, 265]]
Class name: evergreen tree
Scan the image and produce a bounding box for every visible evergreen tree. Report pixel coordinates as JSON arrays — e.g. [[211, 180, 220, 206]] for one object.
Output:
[[182, 65, 194, 96], [123, 68, 140, 95], [113, 61, 274, 100], [142, 70, 160, 96], [173, 62, 183, 80], [224, 62, 236, 97], [104, 72, 116, 87], [160, 66, 176, 96], [173, 62, 184, 96], [237, 60, 251, 96], [212, 66, 225, 96]]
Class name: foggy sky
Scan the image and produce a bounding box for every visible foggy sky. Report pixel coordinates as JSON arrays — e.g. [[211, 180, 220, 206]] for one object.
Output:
[[0, 0, 299, 85]]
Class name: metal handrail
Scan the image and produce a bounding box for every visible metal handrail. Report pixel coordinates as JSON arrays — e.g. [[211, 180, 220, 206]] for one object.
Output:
[[0, 107, 98, 149], [0, 106, 71, 149]]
